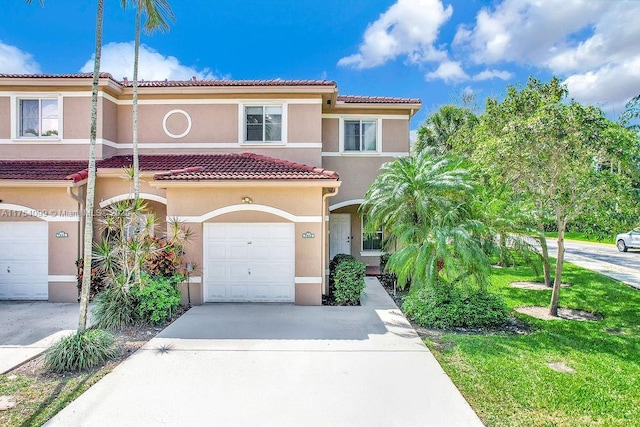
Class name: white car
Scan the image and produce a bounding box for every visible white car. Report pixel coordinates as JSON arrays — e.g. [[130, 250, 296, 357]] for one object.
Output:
[[616, 228, 640, 252]]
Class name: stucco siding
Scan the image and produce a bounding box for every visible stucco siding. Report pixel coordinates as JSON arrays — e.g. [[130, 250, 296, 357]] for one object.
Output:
[[102, 98, 118, 143], [0, 97, 10, 139], [322, 156, 394, 204], [288, 103, 322, 143], [321, 117, 339, 152], [63, 97, 91, 139], [381, 119, 410, 152], [117, 104, 237, 144]]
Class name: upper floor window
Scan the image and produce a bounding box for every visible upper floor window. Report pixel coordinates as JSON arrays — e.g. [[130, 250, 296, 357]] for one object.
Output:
[[245, 105, 282, 142], [19, 98, 59, 138], [344, 119, 377, 152]]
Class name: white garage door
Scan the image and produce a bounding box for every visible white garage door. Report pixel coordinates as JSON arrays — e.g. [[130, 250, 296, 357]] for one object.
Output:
[[204, 223, 295, 302], [0, 222, 48, 300]]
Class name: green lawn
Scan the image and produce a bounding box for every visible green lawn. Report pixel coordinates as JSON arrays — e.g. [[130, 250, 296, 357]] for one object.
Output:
[[544, 232, 615, 244], [424, 263, 640, 427], [0, 370, 108, 427]]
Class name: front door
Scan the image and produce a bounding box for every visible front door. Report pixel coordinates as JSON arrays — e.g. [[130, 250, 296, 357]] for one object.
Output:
[[329, 214, 351, 259]]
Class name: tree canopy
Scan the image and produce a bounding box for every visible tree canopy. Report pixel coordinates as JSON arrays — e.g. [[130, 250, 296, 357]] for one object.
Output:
[[471, 77, 639, 315]]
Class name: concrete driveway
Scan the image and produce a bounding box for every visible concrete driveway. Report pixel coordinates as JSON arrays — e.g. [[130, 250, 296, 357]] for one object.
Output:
[[48, 278, 483, 427], [0, 302, 79, 373]]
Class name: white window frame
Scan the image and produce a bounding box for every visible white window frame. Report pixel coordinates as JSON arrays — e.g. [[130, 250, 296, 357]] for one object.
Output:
[[360, 214, 384, 256], [238, 102, 288, 145], [11, 94, 63, 141], [339, 117, 382, 155]]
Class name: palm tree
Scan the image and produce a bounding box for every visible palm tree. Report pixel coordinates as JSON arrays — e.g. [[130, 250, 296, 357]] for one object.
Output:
[[26, 0, 103, 332], [619, 94, 640, 133], [121, 0, 175, 199], [78, 0, 105, 332], [361, 153, 490, 289], [26, 0, 104, 334], [414, 105, 478, 156]]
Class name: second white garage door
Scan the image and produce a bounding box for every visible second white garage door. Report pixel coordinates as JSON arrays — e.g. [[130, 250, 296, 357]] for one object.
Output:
[[204, 223, 295, 302]]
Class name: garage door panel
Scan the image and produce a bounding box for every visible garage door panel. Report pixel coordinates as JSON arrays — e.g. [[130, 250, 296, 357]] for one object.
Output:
[[251, 243, 292, 260], [8, 242, 39, 259], [206, 284, 227, 301], [0, 221, 48, 300], [249, 263, 292, 281], [204, 223, 295, 303]]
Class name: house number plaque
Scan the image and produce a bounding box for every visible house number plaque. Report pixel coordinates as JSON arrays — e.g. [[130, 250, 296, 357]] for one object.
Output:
[[302, 231, 315, 238], [56, 231, 69, 238]]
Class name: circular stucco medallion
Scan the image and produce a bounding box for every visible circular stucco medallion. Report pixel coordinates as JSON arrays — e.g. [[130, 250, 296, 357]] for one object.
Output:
[[162, 109, 192, 139]]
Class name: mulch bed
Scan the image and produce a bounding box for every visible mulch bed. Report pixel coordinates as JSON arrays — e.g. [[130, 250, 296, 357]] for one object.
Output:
[[510, 281, 572, 290], [515, 306, 602, 321]]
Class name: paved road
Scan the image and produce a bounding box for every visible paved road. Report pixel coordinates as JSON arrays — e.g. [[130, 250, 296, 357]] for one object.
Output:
[[544, 239, 640, 290]]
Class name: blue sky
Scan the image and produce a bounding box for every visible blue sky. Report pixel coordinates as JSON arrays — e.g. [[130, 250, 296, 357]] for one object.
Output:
[[2, 0, 640, 130]]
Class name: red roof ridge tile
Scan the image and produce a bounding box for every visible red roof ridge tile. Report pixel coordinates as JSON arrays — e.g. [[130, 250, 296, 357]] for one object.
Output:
[[154, 166, 203, 179], [64, 169, 89, 183]]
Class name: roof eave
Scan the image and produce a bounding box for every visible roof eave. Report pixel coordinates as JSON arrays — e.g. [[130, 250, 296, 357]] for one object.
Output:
[[334, 101, 422, 110], [0, 179, 76, 188]]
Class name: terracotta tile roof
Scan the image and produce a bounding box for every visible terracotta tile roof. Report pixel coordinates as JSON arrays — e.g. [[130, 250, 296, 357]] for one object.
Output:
[[0, 73, 336, 88], [98, 153, 339, 181], [0, 153, 338, 183], [0, 160, 88, 182], [337, 95, 421, 104], [0, 72, 117, 82], [123, 79, 337, 88]]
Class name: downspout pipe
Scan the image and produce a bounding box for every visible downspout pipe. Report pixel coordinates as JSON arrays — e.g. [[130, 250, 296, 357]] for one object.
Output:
[[67, 185, 85, 260], [322, 185, 340, 295]]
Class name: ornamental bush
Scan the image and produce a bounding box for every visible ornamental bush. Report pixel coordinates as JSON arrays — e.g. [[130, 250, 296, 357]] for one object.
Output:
[[333, 256, 366, 305], [45, 329, 118, 373], [403, 284, 509, 329], [133, 275, 183, 324], [92, 282, 140, 330]]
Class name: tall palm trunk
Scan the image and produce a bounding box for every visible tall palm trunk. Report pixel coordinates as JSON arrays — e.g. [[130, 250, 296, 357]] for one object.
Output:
[[132, 5, 141, 199], [79, 0, 104, 332]]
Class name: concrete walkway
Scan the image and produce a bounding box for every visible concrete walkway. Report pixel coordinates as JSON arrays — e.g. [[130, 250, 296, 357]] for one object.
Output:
[[48, 278, 483, 426], [0, 302, 78, 374]]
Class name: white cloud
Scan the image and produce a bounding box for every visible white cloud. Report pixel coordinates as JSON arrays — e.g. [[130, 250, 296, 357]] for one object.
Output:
[[0, 41, 41, 74], [453, 0, 640, 108], [472, 69, 513, 81], [425, 60, 468, 83], [565, 58, 640, 114], [338, 0, 453, 69], [80, 42, 216, 80]]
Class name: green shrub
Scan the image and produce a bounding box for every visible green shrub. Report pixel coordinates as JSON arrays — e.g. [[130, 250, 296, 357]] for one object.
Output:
[[328, 253, 356, 297], [133, 275, 183, 324], [92, 285, 140, 330], [334, 256, 366, 305], [403, 285, 509, 329], [45, 329, 118, 373]]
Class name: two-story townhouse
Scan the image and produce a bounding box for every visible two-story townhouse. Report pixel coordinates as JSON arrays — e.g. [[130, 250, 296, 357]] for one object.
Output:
[[0, 73, 420, 305]]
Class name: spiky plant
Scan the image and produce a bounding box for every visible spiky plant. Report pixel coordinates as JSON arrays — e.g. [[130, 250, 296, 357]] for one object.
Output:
[[45, 329, 118, 373]]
